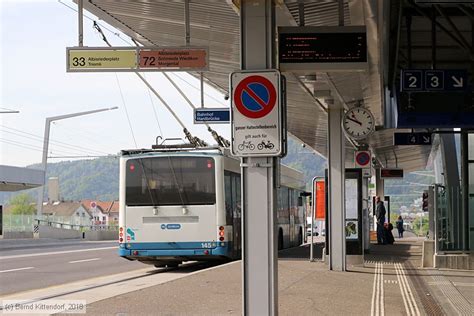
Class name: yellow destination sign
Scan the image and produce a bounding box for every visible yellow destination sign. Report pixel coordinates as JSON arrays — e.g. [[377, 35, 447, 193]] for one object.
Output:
[[67, 49, 137, 71]]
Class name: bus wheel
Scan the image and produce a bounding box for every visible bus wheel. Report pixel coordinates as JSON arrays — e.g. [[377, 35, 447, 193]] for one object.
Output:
[[278, 229, 284, 250], [166, 262, 180, 268]]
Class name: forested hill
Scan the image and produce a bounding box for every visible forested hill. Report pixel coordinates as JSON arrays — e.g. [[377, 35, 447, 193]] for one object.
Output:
[[0, 137, 326, 204], [0, 137, 434, 211]]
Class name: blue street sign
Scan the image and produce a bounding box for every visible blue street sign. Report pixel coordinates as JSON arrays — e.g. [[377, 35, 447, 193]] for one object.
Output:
[[393, 132, 432, 146], [401, 70, 423, 91], [194, 108, 230, 124], [425, 70, 444, 90]]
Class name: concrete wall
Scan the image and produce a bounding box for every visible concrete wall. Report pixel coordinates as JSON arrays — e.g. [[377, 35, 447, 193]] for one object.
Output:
[[2, 231, 34, 239], [38, 225, 82, 239], [435, 253, 473, 270], [84, 230, 117, 241], [422, 240, 434, 268]]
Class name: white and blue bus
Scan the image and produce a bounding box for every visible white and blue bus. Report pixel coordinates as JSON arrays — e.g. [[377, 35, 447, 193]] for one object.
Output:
[[118, 146, 306, 267]]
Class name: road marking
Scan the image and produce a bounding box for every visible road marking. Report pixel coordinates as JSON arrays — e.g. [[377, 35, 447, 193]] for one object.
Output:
[[371, 262, 384, 316], [395, 262, 420, 316], [0, 246, 117, 260], [0, 267, 34, 273], [68, 258, 101, 264]]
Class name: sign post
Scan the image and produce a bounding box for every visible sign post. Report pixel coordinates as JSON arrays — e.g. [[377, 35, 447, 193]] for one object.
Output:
[[238, 1, 281, 314], [230, 70, 282, 157]]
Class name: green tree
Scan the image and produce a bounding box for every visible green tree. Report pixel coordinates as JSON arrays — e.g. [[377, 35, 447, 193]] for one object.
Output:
[[412, 216, 429, 236], [9, 193, 36, 215]]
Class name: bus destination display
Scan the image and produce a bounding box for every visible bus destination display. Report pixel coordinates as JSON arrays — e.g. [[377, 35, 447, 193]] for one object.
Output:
[[279, 33, 367, 63], [278, 26, 367, 72]]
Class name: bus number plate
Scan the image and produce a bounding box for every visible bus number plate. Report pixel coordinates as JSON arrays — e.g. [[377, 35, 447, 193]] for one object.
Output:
[[201, 242, 215, 248]]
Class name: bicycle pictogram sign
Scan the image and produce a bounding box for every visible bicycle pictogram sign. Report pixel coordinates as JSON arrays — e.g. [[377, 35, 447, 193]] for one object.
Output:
[[233, 75, 277, 119], [230, 70, 282, 157]]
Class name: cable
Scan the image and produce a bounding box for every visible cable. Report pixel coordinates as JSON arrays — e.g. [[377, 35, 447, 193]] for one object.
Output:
[[51, 121, 131, 149], [0, 125, 111, 156], [144, 73, 165, 138], [57, 0, 134, 46], [171, 73, 227, 107], [48, 155, 118, 159], [0, 138, 87, 157], [163, 73, 229, 147], [114, 73, 138, 147]]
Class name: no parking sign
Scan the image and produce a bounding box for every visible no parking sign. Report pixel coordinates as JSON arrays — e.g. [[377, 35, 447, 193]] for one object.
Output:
[[230, 70, 282, 157], [354, 151, 371, 169]]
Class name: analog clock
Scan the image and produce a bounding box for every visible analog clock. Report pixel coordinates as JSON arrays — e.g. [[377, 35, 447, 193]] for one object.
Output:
[[342, 107, 375, 140]]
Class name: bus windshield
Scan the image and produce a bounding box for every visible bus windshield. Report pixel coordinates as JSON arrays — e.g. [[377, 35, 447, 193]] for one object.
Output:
[[126, 156, 216, 206]]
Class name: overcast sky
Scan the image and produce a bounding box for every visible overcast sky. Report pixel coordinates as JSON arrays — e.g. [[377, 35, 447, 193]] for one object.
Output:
[[0, 0, 230, 167]]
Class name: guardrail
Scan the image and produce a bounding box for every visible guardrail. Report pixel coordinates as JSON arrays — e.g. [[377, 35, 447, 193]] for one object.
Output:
[[34, 219, 118, 232]]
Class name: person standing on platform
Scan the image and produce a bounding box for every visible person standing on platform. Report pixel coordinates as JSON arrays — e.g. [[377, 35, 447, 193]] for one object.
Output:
[[396, 215, 404, 238], [375, 196, 386, 244]]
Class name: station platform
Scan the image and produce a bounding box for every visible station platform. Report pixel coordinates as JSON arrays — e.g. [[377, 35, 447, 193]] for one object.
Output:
[[73, 237, 472, 316]]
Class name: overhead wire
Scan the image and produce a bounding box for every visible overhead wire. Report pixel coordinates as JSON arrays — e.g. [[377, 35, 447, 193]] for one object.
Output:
[[0, 138, 91, 157], [114, 73, 138, 147], [59, 0, 215, 148], [143, 74, 165, 139], [0, 125, 108, 155], [50, 121, 130, 151], [171, 73, 227, 107], [162, 73, 229, 147], [0, 125, 111, 156]]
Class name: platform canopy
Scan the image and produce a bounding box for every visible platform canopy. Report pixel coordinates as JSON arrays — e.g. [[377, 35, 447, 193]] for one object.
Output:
[[0, 165, 44, 192], [75, 0, 459, 172]]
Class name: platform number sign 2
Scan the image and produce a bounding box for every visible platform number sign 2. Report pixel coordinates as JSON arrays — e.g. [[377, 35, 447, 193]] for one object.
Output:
[[402, 70, 423, 91]]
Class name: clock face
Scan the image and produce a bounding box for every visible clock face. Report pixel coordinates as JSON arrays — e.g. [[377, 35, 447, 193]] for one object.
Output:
[[342, 107, 375, 139]]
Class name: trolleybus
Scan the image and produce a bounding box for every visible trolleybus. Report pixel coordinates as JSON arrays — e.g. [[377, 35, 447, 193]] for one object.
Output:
[[118, 146, 306, 267]]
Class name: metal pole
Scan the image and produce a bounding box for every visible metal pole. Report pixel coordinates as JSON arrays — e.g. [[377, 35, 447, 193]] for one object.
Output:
[[406, 13, 412, 68], [240, 0, 277, 314], [184, 0, 190, 45], [338, 0, 344, 26], [431, 5, 436, 69], [36, 107, 118, 216], [328, 100, 346, 271], [310, 179, 315, 261], [461, 132, 468, 250], [200, 72, 204, 108], [78, 0, 83, 47], [298, 0, 305, 27]]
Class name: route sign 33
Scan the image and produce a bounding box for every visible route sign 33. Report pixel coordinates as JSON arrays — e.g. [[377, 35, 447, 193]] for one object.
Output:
[[230, 70, 282, 157]]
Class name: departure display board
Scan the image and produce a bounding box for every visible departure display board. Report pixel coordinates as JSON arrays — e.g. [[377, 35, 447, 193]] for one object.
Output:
[[380, 169, 404, 179], [278, 26, 367, 72]]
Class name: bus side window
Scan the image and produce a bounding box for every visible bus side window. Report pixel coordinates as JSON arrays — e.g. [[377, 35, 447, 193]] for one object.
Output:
[[232, 174, 241, 218], [224, 172, 233, 225]]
